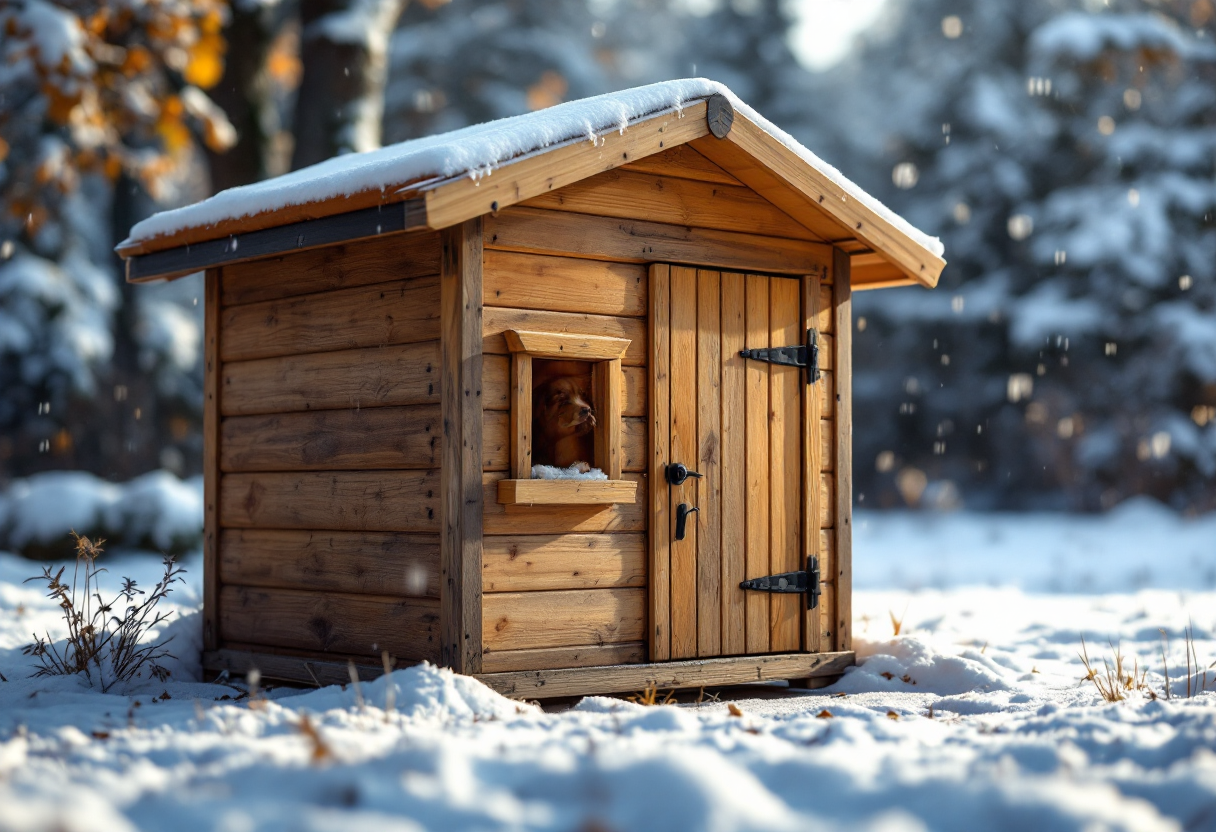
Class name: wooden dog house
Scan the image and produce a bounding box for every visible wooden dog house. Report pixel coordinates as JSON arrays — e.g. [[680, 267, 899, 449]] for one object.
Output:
[[118, 82, 944, 698]]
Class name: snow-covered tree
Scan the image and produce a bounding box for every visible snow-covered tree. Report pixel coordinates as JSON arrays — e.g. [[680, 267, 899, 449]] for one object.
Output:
[[807, 0, 1216, 511]]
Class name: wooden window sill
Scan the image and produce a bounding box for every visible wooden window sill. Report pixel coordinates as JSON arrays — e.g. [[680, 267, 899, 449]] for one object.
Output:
[[496, 478, 637, 505]]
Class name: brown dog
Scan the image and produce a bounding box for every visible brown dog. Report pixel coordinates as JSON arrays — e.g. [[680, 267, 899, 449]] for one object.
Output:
[[533, 375, 596, 471]]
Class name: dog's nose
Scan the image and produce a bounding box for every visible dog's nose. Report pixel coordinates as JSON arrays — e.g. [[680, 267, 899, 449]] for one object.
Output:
[[580, 407, 591, 416]]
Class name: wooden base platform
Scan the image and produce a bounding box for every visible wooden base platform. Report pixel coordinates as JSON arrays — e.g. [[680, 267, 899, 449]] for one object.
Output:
[[204, 648, 855, 699]]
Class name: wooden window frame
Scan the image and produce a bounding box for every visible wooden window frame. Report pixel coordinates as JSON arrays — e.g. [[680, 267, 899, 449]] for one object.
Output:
[[496, 329, 636, 506]]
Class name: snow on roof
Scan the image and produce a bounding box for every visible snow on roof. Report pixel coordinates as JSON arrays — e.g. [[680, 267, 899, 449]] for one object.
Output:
[[123, 79, 944, 259]]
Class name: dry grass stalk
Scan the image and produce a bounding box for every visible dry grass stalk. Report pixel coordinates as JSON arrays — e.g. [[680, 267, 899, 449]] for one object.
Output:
[[889, 605, 909, 636], [22, 532, 184, 692], [296, 714, 333, 764], [626, 685, 674, 706], [1078, 636, 1149, 702], [1159, 625, 1212, 700]]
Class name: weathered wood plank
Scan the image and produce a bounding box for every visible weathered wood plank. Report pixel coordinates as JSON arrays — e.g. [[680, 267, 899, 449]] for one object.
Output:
[[696, 269, 721, 657], [743, 274, 770, 654], [833, 247, 854, 654], [203, 269, 220, 653], [219, 529, 439, 597], [220, 275, 440, 363], [482, 533, 645, 592], [649, 264, 672, 662], [204, 648, 386, 685], [485, 356, 645, 417], [620, 143, 742, 186], [440, 219, 484, 674], [510, 354, 531, 477], [769, 277, 802, 654], [484, 250, 647, 317], [804, 270, 824, 655], [497, 478, 637, 506], [720, 270, 746, 656], [481, 643, 645, 673], [668, 265, 698, 660], [220, 470, 441, 532], [505, 329, 630, 361], [484, 307, 647, 366], [522, 168, 819, 242], [222, 341, 439, 416], [482, 588, 646, 652], [483, 473, 645, 535], [219, 585, 439, 661], [220, 232, 442, 306], [220, 405, 439, 471], [477, 651, 856, 699], [424, 101, 711, 231], [596, 358, 624, 478], [486, 207, 833, 277]]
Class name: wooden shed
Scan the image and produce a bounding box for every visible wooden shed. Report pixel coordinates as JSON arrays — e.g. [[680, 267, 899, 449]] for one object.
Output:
[[118, 82, 944, 699]]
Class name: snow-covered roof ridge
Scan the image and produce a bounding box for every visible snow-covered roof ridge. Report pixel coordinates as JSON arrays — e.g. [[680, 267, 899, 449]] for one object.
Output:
[[123, 78, 944, 260]]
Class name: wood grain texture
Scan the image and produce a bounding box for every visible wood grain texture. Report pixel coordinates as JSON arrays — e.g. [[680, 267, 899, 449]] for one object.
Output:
[[743, 274, 770, 654], [485, 357, 645, 417], [440, 219, 484, 674], [595, 358, 624, 478], [222, 341, 439, 416], [486, 207, 833, 277], [220, 232, 441, 306], [521, 168, 819, 242], [769, 277, 802, 653], [220, 470, 441, 532], [483, 473, 645, 535], [504, 329, 630, 360], [497, 478, 637, 505], [482, 533, 645, 592], [483, 306, 646, 365], [219, 529, 440, 598], [485, 412, 646, 473], [424, 101, 710, 230], [484, 250, 646, 317], [203, 269, 220, 652], [509, 354, 532, 478], [204, 649, 387, 686], [719, 271, 746, 655], [482, 588, 646, 651], [220, 585, 439, 661], [833, 247, 854, 654], [620, 143, 742, 186], [649, 264, 672, 662], [477, 651, 856, 699], [480, 642, 645, 673], [696, 269, 721, 657], [668, 265, 698, 660], [220, 405, 440, 471], [803, 270, 824, 654], [220, 275, 440, 362]]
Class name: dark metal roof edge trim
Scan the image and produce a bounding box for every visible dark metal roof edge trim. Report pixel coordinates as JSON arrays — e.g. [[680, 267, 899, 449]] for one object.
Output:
[[124, 198, 428, 282]]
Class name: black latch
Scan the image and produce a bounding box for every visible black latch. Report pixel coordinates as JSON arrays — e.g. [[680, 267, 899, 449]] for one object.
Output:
[[740, 556, 821, 609], [739, 329, 820, 385]]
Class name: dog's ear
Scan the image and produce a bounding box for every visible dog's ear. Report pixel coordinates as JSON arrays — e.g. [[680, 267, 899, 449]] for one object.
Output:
[[544, 387, 568, 407]]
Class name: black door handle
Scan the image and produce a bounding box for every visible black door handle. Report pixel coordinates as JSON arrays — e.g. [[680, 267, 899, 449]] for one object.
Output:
[[666, 463, 703, 486], [675, 503, 699, 541]]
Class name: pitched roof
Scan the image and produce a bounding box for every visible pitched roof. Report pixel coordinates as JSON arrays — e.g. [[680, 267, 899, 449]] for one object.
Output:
[[118, 79, 945, 288]]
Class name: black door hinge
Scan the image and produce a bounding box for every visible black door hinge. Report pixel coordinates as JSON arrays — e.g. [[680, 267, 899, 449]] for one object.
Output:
[[739, 555, 821, 609], [739, 329, 821, 385]]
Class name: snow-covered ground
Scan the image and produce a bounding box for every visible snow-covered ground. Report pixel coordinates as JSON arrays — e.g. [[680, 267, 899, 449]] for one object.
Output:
[[3, 509, 1216, 832]]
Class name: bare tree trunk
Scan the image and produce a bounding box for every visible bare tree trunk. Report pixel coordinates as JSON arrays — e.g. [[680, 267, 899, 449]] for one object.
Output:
[[291, 0, 407, 170], [207, 2, 288, 191]]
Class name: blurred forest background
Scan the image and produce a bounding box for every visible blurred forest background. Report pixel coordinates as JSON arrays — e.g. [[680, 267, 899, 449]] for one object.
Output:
[[1, 0, 1214, 514]]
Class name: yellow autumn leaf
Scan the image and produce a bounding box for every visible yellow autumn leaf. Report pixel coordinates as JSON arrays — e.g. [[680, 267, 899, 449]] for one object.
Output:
[[184, 34, 224, 88]]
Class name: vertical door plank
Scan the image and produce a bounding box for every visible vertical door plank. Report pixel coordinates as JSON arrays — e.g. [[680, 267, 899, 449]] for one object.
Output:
[[719, 272, 747, 655], [648, 265, 671, 662], [832, 248, 854, 654], [803, 270, 824, 654], [695, 270, 722, 657], [769, 277, 802, 653], [511, 354, 532, 478], [743, 275, 771, 655], [203, 269, 221, 653], [669, 266, 699, 660], [440, 218, 484, 674]]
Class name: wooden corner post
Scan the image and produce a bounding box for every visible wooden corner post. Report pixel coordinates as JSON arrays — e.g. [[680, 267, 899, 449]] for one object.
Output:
[[440, 218, 485, 674], [203, 268, 220, 654], [832, 247, 853, 654]]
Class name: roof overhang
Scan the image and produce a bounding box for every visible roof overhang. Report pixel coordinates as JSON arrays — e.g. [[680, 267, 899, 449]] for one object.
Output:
[[119, 96, 944, 289]]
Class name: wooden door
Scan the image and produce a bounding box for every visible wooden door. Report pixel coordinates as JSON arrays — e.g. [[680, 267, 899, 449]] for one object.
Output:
[[650, 264, 822, 660]]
